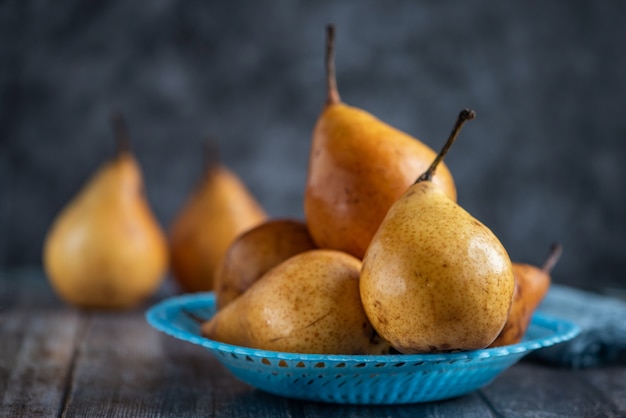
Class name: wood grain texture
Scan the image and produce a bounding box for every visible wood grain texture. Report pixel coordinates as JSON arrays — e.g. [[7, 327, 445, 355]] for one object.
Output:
[[0, 307, 82, 417], [482, 361, 623, 417], [298, 392, 497, 418], [584, 366, 626, 415], [1, 269, 625, 417]]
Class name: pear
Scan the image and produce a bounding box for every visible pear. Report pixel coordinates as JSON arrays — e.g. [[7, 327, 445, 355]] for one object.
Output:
[[360, 109, 515, 354], [43, 114, 168, 309], [203, 249, 391, 355], [489, 243, 562, 347], [169, 142, 267, 293], [214, 218, 317, 310], [304, 25, 457, 259]]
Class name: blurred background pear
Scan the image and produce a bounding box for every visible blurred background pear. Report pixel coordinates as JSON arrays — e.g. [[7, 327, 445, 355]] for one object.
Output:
[[169, 142, 267, 293], [43, 114, 168, 309]]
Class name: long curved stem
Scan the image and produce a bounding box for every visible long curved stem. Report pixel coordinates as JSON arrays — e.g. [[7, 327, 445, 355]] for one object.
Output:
[[416, 109, 475, 184], [325, 24, 341, 105], [542, 242, 563, 273]]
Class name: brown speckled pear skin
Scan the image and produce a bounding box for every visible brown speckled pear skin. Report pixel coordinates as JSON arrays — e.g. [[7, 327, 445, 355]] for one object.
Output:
[[169, 165, 267, 293], [489, 244, 561, 347], [214, 218, 317, 310], [360, 181, 515, 353], [202, 249, 391, 355], [303, 25, 456, 260], [305, 103, 456, 259]]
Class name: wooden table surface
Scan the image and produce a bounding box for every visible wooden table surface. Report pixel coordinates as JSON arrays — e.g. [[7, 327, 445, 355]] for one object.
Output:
[[1, 268, 625, 417]]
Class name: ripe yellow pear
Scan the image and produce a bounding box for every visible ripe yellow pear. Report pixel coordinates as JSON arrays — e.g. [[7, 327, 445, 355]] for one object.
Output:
[[360, 110, 515, 353], [214, 218, 317, 310], [169, 144, 267, 293], [203, 249, 391, 355], [43, 114, 168, 309], [489, 243, 562, 347], [304, 25, 456, 259]]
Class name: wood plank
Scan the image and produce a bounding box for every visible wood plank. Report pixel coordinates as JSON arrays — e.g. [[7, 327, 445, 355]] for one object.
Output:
[[299, 392, 496, 417], [61, 308, 297, 417], [0, 306, 30, 403], [2, 270, 624, 417], [583, 365, 626, 414], [0, 269, 81, 417], [0, 307, 82, 418], [481, 360, 623, 417]]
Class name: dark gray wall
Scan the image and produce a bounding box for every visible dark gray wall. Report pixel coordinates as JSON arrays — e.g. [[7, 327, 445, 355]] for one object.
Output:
[[1, 1, 625, 293]]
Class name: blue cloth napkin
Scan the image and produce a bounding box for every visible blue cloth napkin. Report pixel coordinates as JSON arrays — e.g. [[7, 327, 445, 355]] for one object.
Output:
[[531, 284, 626, 368]]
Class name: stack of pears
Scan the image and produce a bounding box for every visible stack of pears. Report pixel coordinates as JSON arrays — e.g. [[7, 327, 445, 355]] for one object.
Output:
[[44, 24, 555, 353], [196, 25, 552, 356]]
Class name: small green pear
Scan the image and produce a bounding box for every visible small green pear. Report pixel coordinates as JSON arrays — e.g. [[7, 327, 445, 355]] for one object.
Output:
[[360, 110, 515, 353]]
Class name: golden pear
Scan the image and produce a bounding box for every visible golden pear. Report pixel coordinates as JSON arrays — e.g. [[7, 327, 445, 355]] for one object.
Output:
[[214, 218, 317, 310], [304, 25, 456, 259], [489, 243, 562, 347], [169, 144, 267, 293], [360, 110, 515, 353], [203, 249, 390, 355], [43, 114, 168, 309]]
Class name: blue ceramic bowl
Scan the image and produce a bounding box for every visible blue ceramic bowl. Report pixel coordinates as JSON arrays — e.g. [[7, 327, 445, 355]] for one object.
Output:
[[146, 292, 580, 405]]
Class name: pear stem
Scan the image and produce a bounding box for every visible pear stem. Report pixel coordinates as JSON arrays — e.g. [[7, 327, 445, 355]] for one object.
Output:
[[542, 242, 563, 273], [110, 111, 131, 157], [415, 109, 476, 184], [325, 24, 341, 105]]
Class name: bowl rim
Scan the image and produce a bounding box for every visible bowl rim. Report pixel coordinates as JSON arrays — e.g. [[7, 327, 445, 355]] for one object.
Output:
[[145, 291, 582, 363]]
